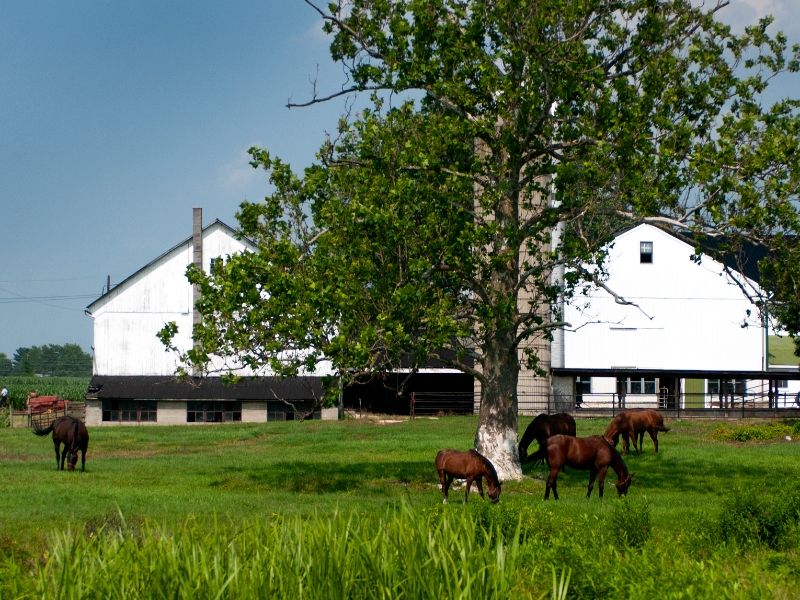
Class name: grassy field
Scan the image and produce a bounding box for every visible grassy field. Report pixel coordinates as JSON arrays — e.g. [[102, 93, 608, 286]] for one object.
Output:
[[1, 416, 800, 598]]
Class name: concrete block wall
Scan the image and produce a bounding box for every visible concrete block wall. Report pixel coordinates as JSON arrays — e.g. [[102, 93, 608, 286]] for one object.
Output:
[[157, 401, 188, 424], [242, 402, 268, 423], [85, 400, 102, 426]]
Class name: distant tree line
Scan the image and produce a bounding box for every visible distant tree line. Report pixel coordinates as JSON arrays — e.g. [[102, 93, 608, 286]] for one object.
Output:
[[0, 344, 92, 377]]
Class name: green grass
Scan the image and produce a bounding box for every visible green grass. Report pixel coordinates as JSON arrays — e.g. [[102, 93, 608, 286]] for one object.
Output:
[[1, 417, 799, 598]]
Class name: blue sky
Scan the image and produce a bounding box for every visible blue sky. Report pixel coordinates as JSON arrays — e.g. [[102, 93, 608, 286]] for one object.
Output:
[[0, 0, 798, 358]]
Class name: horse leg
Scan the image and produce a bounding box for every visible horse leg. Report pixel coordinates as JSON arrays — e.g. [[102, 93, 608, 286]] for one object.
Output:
[[586, 468, 598, 498], [60, 446, 68, 471], [621, 433, 629, 456], [476, 476, 485, 499], [649, 429, 658, 453], [438, 470, 448, 504], [464, 476, 475, 504], [54, 440, 61, 470], [545, 467, 559, 500], [637, 432, 644, 454], [81, 448, 86, 472], [598, 466, 609, 499]]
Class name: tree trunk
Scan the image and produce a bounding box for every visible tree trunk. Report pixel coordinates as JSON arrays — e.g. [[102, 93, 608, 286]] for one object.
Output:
[[474, 336, 523, 481]]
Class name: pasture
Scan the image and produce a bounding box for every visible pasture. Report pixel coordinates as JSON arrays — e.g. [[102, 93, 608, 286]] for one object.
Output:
[[1, 416, 800, 598]]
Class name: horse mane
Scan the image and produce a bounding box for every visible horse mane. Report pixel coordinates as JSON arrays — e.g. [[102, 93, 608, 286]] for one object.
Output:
[[479, 454, 499, 484], [606, 440, 629, 479], [70, 419, 80, 451]]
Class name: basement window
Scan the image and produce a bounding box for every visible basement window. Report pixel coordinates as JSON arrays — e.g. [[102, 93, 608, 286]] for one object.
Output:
[[267, 401, 321, 422], [102, 400, 157, 422], [640, 241, 653, 263], [187, 401, 241, 423]]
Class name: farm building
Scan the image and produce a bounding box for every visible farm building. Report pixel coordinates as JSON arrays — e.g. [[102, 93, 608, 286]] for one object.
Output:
[[549, 224, 800, 411], [84, 208, 471, 424], [83, 208, 340, 425]]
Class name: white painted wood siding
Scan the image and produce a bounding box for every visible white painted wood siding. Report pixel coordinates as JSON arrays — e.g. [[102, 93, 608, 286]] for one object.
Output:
[[564, 225, 763, 371], [90, 223, 251, 376]]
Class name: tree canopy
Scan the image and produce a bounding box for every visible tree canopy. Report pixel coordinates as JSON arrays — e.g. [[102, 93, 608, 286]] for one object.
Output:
[[7, 344, 92, 377], [161, 0, 800, 479]]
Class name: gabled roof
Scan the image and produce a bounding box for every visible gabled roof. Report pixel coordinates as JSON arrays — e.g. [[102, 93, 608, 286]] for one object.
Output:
[[86, 219, 251, 311], [619, 223, 769, 284]]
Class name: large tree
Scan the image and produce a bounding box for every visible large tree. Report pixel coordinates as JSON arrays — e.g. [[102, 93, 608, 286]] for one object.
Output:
[[162, 0, 800, 479]]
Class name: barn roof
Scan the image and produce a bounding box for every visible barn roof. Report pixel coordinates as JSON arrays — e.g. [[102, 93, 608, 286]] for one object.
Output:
[[85, 375, 325, 400], [86, 219, 252, 312]]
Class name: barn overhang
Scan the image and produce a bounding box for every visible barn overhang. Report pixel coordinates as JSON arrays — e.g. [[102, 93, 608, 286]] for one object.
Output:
[[85, 375, 325, 401], [552, 367, 800, 380]]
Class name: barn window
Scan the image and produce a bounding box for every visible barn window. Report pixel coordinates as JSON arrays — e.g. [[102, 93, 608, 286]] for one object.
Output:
[[640, 241, 653, 263], [102, 400, 157, 422], [626, 378, 657, 394], [187, 401, 241, 423], [267, 401, 320, 422]]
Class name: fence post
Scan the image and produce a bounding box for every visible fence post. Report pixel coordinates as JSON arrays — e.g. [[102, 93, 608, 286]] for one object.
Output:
[[612, 393, 616, 418], [547, 393, 551, 415], [410, 392, 415, 420]]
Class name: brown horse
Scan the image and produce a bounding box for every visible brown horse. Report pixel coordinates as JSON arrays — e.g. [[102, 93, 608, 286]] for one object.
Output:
[[435, 449, 501, 504], [518, 413, 577, 464], [604, 409, 670, 455], [33, 416, 89, 472], [529, 435, 633, 500]]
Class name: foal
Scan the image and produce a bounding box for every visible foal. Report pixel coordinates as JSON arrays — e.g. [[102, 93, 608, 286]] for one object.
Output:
[[33, 415, 89, 472], [530, 435, 633, 500], [435, 449, 501, 504], [604, 409, 670, 455]]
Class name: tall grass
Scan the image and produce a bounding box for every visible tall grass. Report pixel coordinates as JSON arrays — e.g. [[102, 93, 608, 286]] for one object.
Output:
[[1, 376, 90, 409], [2, 497, 798, 599]]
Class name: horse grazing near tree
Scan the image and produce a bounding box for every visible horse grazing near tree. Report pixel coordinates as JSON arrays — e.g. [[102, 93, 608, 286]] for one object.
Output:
[[604, 409, 670, 455], [529, 435, 633, 500], [435, 449, 501, 504], [518, 413, 577, 464], [33, 416, 89, 472]]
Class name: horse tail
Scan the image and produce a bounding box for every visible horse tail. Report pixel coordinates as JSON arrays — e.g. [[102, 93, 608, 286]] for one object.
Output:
[[32, 422, 55, 437], [526, 445, 548, 466]]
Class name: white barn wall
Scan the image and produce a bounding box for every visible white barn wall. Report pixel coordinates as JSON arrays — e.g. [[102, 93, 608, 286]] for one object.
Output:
[[89, 222, 252, 377], [565, 225, 763, 373]]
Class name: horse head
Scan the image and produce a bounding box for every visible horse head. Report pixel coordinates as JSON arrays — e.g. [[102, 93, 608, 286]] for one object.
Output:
[[488, 480, 501, 504], [518, 445, 527, 463], [66, 448, 79, 471], [615, 472, 634, 497]]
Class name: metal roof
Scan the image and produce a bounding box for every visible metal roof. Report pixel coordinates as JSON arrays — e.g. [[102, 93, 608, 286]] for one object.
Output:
[[86, 375, 325, 400]]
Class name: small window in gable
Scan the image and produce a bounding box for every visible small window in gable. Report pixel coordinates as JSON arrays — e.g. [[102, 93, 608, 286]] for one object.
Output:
[[640, 241, 653, 263]]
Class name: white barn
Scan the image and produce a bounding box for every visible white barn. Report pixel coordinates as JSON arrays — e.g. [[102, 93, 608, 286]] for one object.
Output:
[[553, 224, 799, 409], [84, 209, 336, 425]]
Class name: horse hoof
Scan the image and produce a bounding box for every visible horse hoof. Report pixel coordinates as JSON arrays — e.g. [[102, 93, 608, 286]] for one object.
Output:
[[442, 499, 447, 505]]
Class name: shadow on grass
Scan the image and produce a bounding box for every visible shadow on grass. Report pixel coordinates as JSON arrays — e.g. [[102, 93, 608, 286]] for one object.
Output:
[[211, 460, 438, 494]]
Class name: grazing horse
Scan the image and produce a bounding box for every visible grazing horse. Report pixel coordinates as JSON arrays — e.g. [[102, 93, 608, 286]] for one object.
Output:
[[518, 413, 577, 464], [604, 409, 670, 455], [529, 435, 633, 500], [435, 449, 501, 504], [33, 416, 89, 472]]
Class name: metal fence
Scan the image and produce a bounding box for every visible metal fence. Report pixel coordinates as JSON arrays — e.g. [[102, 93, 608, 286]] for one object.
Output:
[[409, 390, 800, 419]]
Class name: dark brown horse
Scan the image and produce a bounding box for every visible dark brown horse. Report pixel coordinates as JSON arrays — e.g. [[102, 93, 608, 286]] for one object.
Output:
[[33, 416, 89, 472], [518, 413, 577, 464], [529, 435, 633, 500], [604, 409, 669, 455], [435, 449, 501, 504]]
